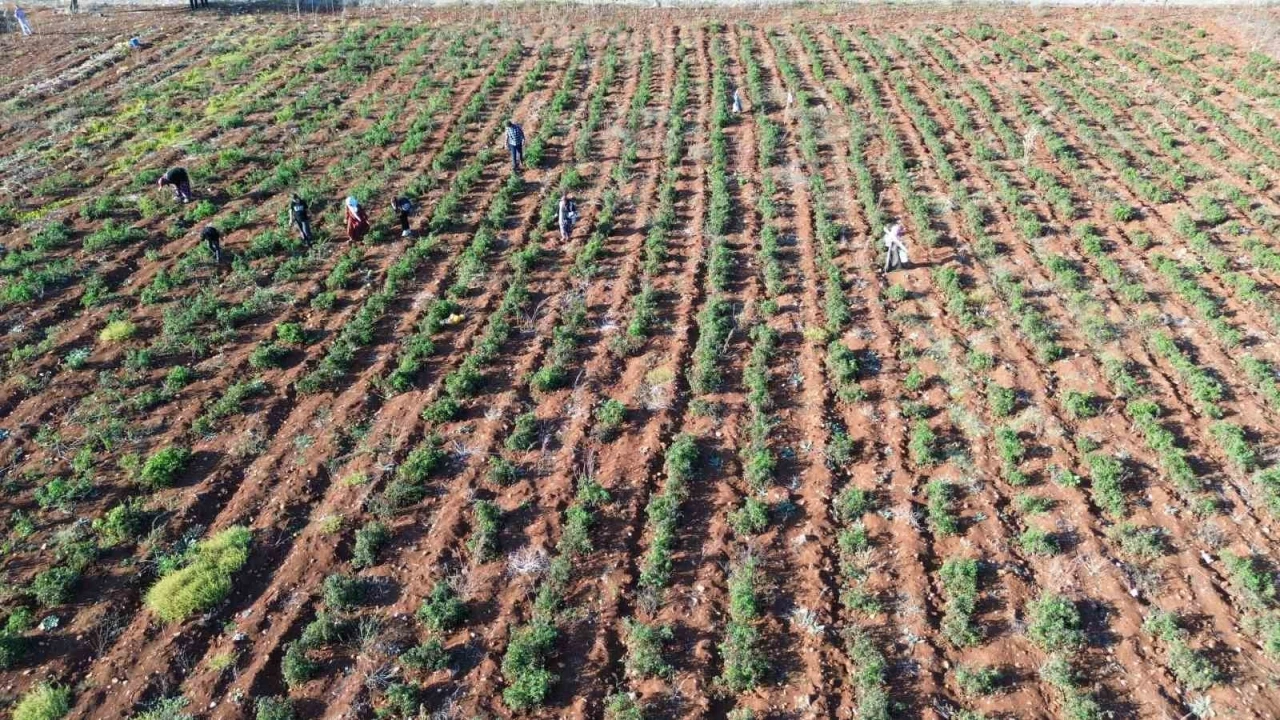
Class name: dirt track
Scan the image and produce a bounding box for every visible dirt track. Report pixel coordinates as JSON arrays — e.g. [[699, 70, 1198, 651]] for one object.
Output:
[[3, 5, 1280, 719]]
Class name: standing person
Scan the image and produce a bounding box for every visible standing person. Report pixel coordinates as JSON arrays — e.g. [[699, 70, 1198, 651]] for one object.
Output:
[[557, 193, 577, 243], [504, 119, 525, 172], [345, 196, 369, 243], [157, 167, 194, 203], [201, 225, 223, 264], [14, 5, 32, 35], [732, 88, 743, 114], [188, 0, 196, 10], [288, 194, 313, 246], [69, 0, 77, 14], [393, 196, 414, 238], [882, 222, 908, 273]]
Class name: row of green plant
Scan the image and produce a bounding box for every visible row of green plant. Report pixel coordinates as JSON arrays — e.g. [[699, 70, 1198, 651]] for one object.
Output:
[[612, 44, 686, 357], [501, 473, 612, 709]]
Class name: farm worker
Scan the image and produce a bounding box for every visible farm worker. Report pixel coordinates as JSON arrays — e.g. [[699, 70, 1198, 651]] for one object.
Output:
[[345, 196, 369, 243], [14, 5, 31, 35], [882, 222, 908, 273], [786, 90, 794, 108], [732, 88, 743, 114], [505, 119, 525, 172], [157, 167, 194, 204], [557, 194, 578, 242], [201, 225, 223, 264], [129, 37, 144, 50], [393, 196, 414, 238], [288, 194, 313, 246]]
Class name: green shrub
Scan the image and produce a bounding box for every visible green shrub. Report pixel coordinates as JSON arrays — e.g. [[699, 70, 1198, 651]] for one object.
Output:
[[719, 621, 766, 691], [623, 620, 672, 678], [501, 619, 558, 710], [955, 664, 1001, 697], [34, 477, 92, 512], [487, 455, 518, 486], [93, 499, 146, 547], [13, 682, 71, 720], [902, 367, 926, 392], [1026, 592, 1084, 652], [131, 697, 193, 720], [1110, 204, 1136, 222], [1018, 526, 1060, 556], [400, 639, 449, 672], [505, 412, 539, 451], [1143, 610, 1220, 691], [469, 500, 501, 562], [834, 485, 873, 524], [298, 611, 344, 650], [398, 435, 445, 483], [275, 322, 307, 345], [140, 446, 191, 490], [995, 427, 1024, 468], [1087, 453, 1126, 518], [254, 696, 295, 720], [909, 420, 937, 466], [939, 557, 980, 648], [352, 521, 390, 569], [99, 320, 137, 343], [594, 399, 626, 440], [604, 693, 644, 720], [1211, 421, 1256, 472], [420, 395, 459, 425], [967, 350, 995, 371], [1108, 523, 1168, 561], [1222, 551, 1277, 608], [164, 366, 194, 392], [1063, 390, 1097, 419], [1014, 493, 1054, 515], [281, 641, 316, 688], [987, 382, 1016, 418], [248, 342, 289, 370], [0, 610, 30, 669], [728, 498, 769, 537], [926, 480, 959, 536], [30, 566, 80, 607], [417, 581, 465, 632], [83, 220, 145, 252], [146, 526, 251, 622], [321, 574, 367, 611]]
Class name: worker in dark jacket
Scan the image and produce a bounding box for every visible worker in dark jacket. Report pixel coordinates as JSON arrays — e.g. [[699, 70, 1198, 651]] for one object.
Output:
[[201, 225, 222, 264], [158, 167, 194, 203], [288, 194, 313, 246], [393, 196, 414, 238], [557, 193, 577, 242]]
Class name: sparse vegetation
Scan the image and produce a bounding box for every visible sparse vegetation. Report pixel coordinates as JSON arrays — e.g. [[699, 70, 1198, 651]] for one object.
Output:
[[6, 15, 1280, 716]]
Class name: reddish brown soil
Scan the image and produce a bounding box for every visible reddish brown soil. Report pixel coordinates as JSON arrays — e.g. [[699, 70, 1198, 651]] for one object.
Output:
[[3, 5, 1280, 720]]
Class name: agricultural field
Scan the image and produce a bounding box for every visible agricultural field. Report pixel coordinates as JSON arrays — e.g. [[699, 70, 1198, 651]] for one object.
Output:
[[3, 4, 1280, 719]]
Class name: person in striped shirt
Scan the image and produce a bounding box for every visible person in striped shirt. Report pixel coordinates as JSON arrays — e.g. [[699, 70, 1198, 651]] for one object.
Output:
[[505, 119, 525, 172]]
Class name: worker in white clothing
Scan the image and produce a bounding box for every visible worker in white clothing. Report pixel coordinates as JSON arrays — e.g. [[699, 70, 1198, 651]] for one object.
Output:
[[883, 222, 908, 273]]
